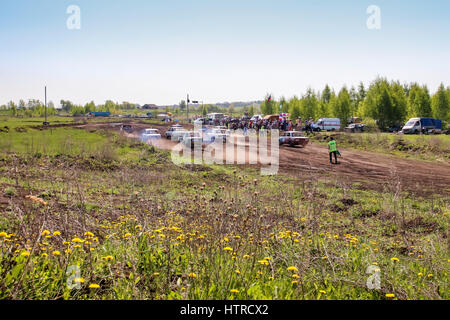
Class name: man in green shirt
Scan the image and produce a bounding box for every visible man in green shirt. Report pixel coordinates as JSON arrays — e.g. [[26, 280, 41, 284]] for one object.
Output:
[[328, 137, 338, 164]]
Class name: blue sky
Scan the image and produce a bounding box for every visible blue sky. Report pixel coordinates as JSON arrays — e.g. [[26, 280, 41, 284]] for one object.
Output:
[[1, 0, 449, 106]]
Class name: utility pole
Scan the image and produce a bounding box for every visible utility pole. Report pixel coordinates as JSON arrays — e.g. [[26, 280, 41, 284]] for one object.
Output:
[[186, 94, 189, 123], [44, 86, 49, 125]]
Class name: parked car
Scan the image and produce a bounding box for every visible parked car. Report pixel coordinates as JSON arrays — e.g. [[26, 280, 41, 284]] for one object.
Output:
[[141, 128, 161, 141], [182, 131, 204, 149], [345, 123, 365, 133], [401, 118, 442, 134], [279, 131, 309, 147], [250, 114, 263, 122], [165, 126, 187, 141]]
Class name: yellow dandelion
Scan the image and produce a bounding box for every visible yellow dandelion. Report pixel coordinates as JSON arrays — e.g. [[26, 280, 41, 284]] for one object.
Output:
[[287, 266, 298, 272], [230, 289, 239, 294], [224, 247, 233, 252], [0, 232, 7, 237], [74, 277, 85, 284], [188, 272, 197, 278], [89, 284, 100, 289], [21, 251, 30, 257], [52, 250, 61, 256], [53, 231, 61, 236], [41, 230, 50, 236], [385, 293, 395, 298], [427, 274, 433, 278], [292, 274, 300, 279], [235, 270, 241, 275], [103, 256, 114, 261], [391, 257, 399, 262], [72, 238, 84, 243], [243, 254, 250, 259], [319, 290, 326, 294]]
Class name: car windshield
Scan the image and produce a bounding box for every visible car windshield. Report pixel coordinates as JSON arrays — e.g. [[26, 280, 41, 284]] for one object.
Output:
[[291, 132, 303, 137], [145, 129, 158, 134], [405, 120, 416, 126]]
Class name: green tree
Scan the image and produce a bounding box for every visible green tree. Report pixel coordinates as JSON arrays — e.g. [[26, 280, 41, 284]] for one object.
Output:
[[407, 84, 432, 117], [431, 83, 449, 121], [300, 89, 318, 120], [202, 104, 208, 116], [261, 94, 274, 115], [333, 87, 351, 126], [289, 96, 301, 120], [248, 105, 255, 116]]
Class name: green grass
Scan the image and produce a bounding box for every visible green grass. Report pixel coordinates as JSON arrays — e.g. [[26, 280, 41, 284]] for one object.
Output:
[[311, 132, 450, 162], [0, 117, 448, 300]]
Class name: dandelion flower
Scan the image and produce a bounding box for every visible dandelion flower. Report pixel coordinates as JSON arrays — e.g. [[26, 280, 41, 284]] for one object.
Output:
[[188, 272, 197, 278], [292, 274, 300, 279], [385, 293, 395, 298], [72, 238, 84, 243], [41, 230, 50, 236], [21, 251, 30, 257], [224, 247, 233, 252], [391, 257, 399, 262], [89, 284, 100, 289], [103, 256, 114, 261], [52, 250, 61, 256], [53, 231, 61, 236], [235, 270, 241, 275], [287, 266, 298, 272], [74, 277, 85, 284], [418, 272, 423, 277], [319, 290, 326, 294], [427, 274, 433, 278], [230, 289, 239, 294]]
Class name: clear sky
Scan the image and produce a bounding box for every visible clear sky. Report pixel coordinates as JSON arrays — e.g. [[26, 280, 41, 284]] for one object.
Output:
[[1, 0, 449, 106]]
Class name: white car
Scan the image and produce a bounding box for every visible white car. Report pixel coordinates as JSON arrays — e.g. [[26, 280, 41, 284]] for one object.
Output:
[[142, 129, 161, 142], [166, 127, 187, 141], [205, 128, 229, 143], [182, 131, 204, 148]]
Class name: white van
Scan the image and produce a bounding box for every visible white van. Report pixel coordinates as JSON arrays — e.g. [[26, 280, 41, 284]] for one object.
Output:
[[314, 118, 341, 131]]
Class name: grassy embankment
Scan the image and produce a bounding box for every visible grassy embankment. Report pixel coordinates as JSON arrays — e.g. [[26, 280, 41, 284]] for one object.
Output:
[[311, 132, 450, 163], [0, 118, 448, 300]]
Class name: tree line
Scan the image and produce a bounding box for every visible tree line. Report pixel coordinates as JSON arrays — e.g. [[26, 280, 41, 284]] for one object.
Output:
[[259, 78, 449, 130]]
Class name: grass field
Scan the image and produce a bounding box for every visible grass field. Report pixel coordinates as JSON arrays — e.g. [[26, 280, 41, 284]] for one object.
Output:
[[312, 132, 450, 162], [0, 117, 448, 300]]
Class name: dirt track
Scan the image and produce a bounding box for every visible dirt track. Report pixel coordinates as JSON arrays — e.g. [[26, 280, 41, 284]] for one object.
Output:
[[52, 121, 450, 196]]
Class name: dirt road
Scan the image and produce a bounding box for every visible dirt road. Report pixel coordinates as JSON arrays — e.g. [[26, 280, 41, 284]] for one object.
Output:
[[52, 121, 450, 196]]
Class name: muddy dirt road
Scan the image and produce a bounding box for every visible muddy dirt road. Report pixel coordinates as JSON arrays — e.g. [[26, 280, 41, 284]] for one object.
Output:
[[55, 121, 450, 196]]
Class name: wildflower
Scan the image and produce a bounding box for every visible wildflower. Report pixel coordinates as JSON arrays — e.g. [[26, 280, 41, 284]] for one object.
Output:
[[84, 232, 94, 238], [41, 230, 50, 236], [188, 273, 197, 278], [319, 290, 326, 294], [418, 273, 423, 277], [230, 289, 239, 294], [53, 231, 61, 236], [52, 251, 61, 256], [243, 254, 250, 259], [41, 253, 48, 258], [427, 274, 433, 278], [235, 270, 241, 275], [287, 266, 298, 272], [292, 280, 298, 285], [72, 238, 84, 243], [258, 260, 269, 266], [21, 251, 30, 257], [74, 277, 85, 284], [0, 232, 7, 238], [391, 257, 399, 262], [292, 274, 300, 279], [153, 273, 160, 276], [224, 247, 233, 252], [385, 293, 395, 298], [372, 262, 378, 265], [103, 256, 114, 261], [65, 249, 72, 254], [89, 284, 100, 289]]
